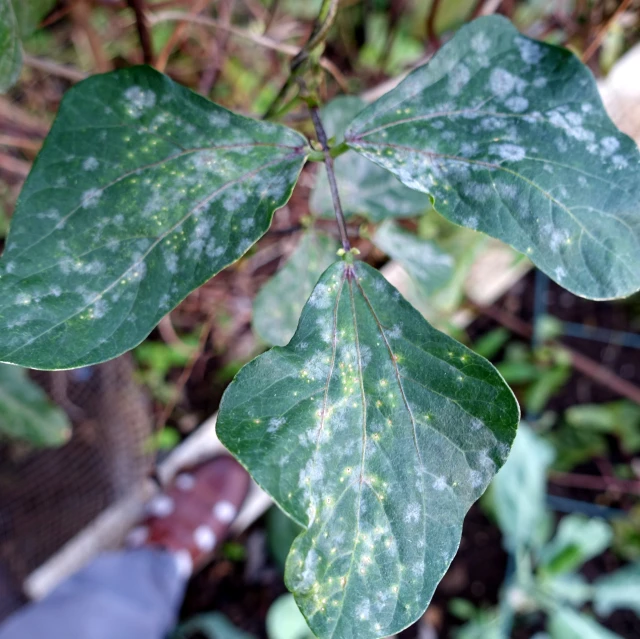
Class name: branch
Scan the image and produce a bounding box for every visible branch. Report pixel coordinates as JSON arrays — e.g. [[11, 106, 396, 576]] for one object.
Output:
[[309, 106, 350, 252], [127, 0, 154, 65]]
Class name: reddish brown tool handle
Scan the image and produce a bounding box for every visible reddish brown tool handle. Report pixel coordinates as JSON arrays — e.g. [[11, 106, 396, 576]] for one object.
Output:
[[128, 455, 250, 572]]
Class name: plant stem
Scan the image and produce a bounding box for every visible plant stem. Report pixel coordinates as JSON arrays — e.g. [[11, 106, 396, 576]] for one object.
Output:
[[127, 0, 154, 65], [309, 106, 351, 252], [263, 0, 339, 119]]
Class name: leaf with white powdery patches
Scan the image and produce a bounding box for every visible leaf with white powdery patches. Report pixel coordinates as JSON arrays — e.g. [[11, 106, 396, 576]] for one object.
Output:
[[345, 16, 640, 300], [253, 230, 340, 347], [310, 97, 430, 222], [217, 260, 519, 638], [0, 66, 308, 369]]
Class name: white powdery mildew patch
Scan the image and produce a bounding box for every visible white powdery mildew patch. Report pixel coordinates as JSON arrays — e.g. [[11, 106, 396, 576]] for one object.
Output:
[[404, 503, 421, 524], [267, 417, 285, 433], [448, 63, 471, 96], [600, 136, 620, 156], [317, 317, 333, 344], [82, 188, 103, 209], [340, 343, 372, 369], [459, 142, 478, 157], [296, 549, 319, 592], [303, 351, 332, 380], [356, 600, 371, 621], [90, 299, 107, 320], [515, 36, 543, 64], [308, 284, 333, 309], [489, 68, 519, 98], [490, 143, 525, 162], [471, 32, 490, 54], [542, 224, 570, 253], [82, 157, 99, 171], [505, 96, 529, 113], [123, 86, 156, 119], [469, 469, 483, 489], [612, 155, 628, 169], [164, 252, 178, 274], [481, 117, 507, 131], [554, 266, 567, 281], [547, 108, 595, 144], [223, 187, 249, 213], [464, 216, 479, 230], [208, 110, 231, 128], [463, 183, 492, 203], [432, 476, 448, 491]]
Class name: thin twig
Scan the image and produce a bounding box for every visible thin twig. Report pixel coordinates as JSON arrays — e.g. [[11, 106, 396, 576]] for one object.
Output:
[[155, 0, 209, 73], [0, 134, 42, 152], [0, 152, 31, 178], [582, 0, 633, 64], [309, 106, 350, 252], [263, 0, 280, 34], [127, 0, 154, 65], [473, 302, 640, 407], [199, 0, 235, 95], [70, 0, 111, 73], [425, 0, 442, 50], [22, 54, 88, 83], [472, 0, 504, 18], [263, 0, 339, 119], [156, 313, 216, 431], [549, 471, 640, 496], [147, 10, 347, 90]]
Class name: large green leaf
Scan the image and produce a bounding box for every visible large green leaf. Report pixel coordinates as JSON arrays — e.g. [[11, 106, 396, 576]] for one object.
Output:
[[0, 363, 71, 447], [0, 66, 308, 369], [0, 0, 22, 92], [540, 515, 612, 576], [310, 97, 430, 222], [490, 423, 554, 554], [593, 563, 640, 617], [0, 0, 56, 92], [345, 16, 640, 300], [253, 230, 339, 347], [218, 259, 519, 638], [372, 220, 454, 297], [549, 607, 622, 639]]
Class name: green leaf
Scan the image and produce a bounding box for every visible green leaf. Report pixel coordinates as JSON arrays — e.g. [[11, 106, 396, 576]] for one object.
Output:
[[267, 505, 303, 572], [540, 515, 612, 575], [548, 607, 622, 639], [0, 363, 71, 447], [0, 0, 22, 92], [372, 220, 454, 297], [0, 66, 308, 370], [266, 594, 314, 639], [218, 259, 519, 638], [310, 97, 430, 222], [253, 230, 339, 347], [345, 15, 640, 300], [593, 563, 640, 617], [490, 423, 554, 553], [172, 613, 255, 639], [0, 0, 55, 92], [542, 572, 593, 607]]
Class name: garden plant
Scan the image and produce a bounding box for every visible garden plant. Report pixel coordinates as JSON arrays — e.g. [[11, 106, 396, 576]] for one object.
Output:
[[1, 1, 640, 637]]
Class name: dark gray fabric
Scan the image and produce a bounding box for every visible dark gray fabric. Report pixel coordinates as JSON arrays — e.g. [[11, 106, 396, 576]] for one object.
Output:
[[0, 549, 187, 639]]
